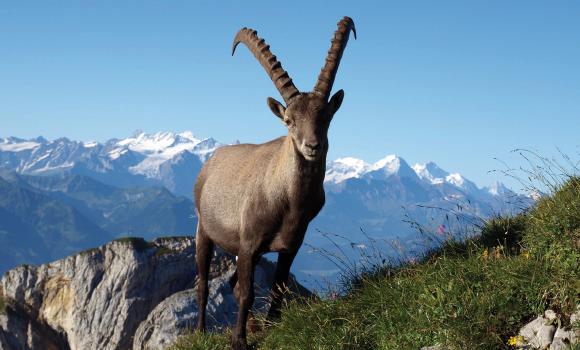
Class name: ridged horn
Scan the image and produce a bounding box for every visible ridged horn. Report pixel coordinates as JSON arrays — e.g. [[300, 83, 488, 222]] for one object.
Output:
[[232, 28, 300, 104], [313, 16, 356, 100]]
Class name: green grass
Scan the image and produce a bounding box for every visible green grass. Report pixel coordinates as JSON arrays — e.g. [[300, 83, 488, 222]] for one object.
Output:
[[172, 331, 231, 350], [174, 176, 580, 350], [113, 237, 155, 252], [172, 329, 264, 350], [155, 246, 177, 256]]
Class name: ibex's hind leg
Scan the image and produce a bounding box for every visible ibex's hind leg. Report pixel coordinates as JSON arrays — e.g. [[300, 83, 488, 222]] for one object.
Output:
[[267, 252, 297, 320], [231, 251, 257, 350], [195, 225, 213, 332]]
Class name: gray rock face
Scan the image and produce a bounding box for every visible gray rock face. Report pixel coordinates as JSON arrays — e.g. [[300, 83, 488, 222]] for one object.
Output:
[[551, 327, 576, 350], [132, 258, 308, 350], [0, 237, 309, 350], [0, 302, 69, 350]]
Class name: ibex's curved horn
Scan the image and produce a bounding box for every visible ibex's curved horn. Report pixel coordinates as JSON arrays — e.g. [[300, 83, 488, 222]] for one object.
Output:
[[232, 28, 300, 105], [313, 17, 356, 100]]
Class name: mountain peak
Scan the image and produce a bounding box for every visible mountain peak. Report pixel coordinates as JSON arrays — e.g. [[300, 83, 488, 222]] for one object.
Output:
[[367, 155, 418, 179], [325, 157, 370, 183], [326, 154, 420, 183], [445, 173, 466, 187], [485, 181, 514, 196], [335, 157, 369, 167], [371, 154, 400, 172], [413, 162, 449, 184], [177, 131, 197, 141]]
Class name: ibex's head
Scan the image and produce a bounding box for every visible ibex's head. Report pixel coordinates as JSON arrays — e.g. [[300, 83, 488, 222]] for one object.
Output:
[[232, 17, 356, 162]]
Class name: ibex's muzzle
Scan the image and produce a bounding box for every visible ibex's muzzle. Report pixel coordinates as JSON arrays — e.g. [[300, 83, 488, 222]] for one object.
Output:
[[302, 141, 322, 160], [305, 142, 320, 152]]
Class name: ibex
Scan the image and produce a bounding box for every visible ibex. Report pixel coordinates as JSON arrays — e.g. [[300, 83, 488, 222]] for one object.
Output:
[[194, 17, 356, 350]]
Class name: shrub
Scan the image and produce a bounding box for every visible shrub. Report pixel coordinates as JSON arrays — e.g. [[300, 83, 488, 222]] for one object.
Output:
[[155, 246, 176, 256], [113, 237, 154, 252], [478, 214, 527, 253]]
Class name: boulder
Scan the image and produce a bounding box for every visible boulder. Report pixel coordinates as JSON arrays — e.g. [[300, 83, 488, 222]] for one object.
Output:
[[132, 258, 306, 350], [0, 237, 309, 350]]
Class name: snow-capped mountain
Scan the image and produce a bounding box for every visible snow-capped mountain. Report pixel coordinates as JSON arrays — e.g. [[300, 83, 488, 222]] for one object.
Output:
[[327, 156, 506, 201], [1, 131, 533, 287], [0, 131, 530, 214], [326, 155, 420, 183], [0, 131, 220, 196]]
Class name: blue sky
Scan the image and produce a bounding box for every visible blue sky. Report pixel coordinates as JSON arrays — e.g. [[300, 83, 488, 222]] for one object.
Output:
[[1, 1, 579, 188]]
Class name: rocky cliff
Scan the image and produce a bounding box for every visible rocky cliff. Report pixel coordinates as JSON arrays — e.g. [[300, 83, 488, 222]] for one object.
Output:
[[0, 237, 309, 350]]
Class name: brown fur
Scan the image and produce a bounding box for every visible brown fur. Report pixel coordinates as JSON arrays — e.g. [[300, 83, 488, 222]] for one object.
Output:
[[194, 17, 355, 350]]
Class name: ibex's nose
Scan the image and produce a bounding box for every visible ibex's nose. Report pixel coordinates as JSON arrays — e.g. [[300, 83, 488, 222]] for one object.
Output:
[[305, 142, 320, 151]]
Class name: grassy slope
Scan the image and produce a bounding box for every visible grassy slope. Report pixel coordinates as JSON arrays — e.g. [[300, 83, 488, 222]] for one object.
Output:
[[174, 177, 579, 350]]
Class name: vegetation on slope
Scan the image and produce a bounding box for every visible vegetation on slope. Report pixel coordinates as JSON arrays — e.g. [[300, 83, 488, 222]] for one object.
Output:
[[174, 174, 579, 349]]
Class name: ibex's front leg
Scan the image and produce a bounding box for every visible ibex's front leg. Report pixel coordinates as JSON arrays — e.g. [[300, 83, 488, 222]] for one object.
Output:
[[231, 250, 257, 350], [267, 251, 297, 320]]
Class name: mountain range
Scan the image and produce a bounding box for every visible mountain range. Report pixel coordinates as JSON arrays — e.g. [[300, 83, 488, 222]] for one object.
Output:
[[0, 132, 532, 288]]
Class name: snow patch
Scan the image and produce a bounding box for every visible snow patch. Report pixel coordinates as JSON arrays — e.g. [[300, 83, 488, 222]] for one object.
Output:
[[371, 155, 401, 173], [114, 132, 220, 178], [0, 141, 40, 152], [445, 173, 465, 187], [325, 157, 370, 183]]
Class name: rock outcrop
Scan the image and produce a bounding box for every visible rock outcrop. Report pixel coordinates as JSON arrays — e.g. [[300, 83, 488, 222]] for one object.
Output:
[[514, 308, 579, 350], [131, 257, 307, 350], [420, 307, 579, 350], [0, 237, 309, 350]]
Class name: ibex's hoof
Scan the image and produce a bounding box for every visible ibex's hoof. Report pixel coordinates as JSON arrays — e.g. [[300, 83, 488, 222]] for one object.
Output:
[[231, 337, 248, 350]]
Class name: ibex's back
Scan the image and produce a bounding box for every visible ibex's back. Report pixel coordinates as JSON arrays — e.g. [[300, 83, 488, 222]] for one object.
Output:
[[193, 17, 356, 350]]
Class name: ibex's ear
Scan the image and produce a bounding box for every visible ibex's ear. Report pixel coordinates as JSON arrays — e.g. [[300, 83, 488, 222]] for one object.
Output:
[[267, 97, 286, 120], [328, 89, 344, 115]]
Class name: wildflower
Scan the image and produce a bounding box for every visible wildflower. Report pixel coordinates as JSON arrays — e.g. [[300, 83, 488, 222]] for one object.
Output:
[[437, 224, 446, 235], [493, 246, 503, 259], [507, 335, 525, 347], [522, 251, 530, 259]]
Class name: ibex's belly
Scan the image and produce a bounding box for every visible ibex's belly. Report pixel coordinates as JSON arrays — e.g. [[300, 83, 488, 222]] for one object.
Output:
[[198, 192, 244, 255], [199, 188, 321, 255]]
